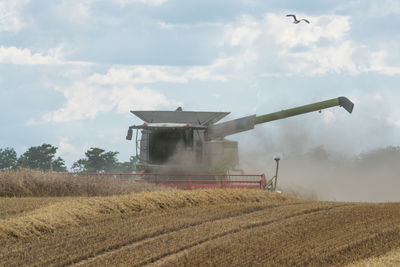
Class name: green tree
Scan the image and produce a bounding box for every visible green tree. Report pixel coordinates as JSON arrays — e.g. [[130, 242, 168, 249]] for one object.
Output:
[[0, 147, 18, 170], [72, 147, 120, 172], [116, 155, 138, 173], [18, 144, 67, 172]]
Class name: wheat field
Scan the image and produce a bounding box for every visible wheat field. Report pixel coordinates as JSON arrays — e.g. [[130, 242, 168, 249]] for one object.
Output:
[[0, 169, 169, 197], [1, 187, 400, 266]]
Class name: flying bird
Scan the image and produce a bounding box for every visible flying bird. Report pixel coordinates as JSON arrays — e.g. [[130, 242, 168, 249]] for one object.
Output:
[[286, 14, 310, 24]]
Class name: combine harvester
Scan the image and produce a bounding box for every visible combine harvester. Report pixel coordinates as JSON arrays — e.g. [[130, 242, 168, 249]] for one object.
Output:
[[121, 97, 354, 190]]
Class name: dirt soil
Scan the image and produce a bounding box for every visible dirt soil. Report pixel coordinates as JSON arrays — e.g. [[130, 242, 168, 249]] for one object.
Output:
[[0, 189, 399, 266]]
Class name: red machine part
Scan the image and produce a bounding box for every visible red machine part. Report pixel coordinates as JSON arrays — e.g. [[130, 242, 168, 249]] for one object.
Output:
[[81, 172, 267, 190]]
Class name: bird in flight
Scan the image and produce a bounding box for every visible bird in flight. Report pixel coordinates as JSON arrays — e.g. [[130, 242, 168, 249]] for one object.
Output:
[[286, 14, 310, 24]]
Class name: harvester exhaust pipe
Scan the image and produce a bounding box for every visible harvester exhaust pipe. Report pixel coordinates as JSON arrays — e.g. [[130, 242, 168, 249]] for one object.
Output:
[[126, 128, 133, 140]]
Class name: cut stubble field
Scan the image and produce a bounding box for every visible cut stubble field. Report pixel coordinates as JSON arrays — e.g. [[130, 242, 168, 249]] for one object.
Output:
[[1, 188, 400, 266]]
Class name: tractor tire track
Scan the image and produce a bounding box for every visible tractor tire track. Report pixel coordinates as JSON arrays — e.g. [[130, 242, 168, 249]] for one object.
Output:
[[148, 203, 400, 267], [313, 228, 400, 266], [70, 201, 307, 267], [143, 203, 352, 267], [74, 203, 351, 266]]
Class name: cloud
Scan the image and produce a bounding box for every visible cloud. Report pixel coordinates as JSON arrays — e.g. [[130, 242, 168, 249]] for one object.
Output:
[[54, 1, 92, 25], [215, 13, 400, 77], [337, 0, 400, 17], [56, 137, 90, 167], [27, 56, 231, 124], [24, 10, 400, 125], [42, 82, 114, 122], [53, 0, 124, 26], [220, 15, 262, 47], [0, 45, 91, 66], [322, 110, 337, 124], [29, 77, 183, 124], [376, 116, 400, 127], [367, 49, 400, 75], [29, 55, 234, 124], [0, 46, 91, 65], [0, 0, 28, 32], [89, 63, 228, 85], [287, 41, 359, 75], [89, 66, 188, 84], [112, 0, 167, 7], [266, 14, 351, 47], [111, 86, 178, 113], [219, 13, 357, 76], [0, 46, 61, 65], [157, 21, 223, 30], [366, 0, 400, 16]]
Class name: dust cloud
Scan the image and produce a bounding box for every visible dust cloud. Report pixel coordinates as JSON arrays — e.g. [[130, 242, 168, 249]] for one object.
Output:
[[239, 129, 400, 202], [157, 142, 205, 174]]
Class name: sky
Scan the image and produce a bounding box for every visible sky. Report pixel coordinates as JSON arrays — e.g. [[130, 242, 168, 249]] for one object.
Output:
[[1, 0, 400, 169]]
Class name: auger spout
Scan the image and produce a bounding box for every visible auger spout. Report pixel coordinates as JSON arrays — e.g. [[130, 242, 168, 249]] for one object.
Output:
[[207, 96, 354, 139], [254, 96, 353, 125]]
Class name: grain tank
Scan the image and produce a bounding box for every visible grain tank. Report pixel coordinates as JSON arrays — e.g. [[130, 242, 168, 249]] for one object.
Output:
[[126, 97, 354, 173]]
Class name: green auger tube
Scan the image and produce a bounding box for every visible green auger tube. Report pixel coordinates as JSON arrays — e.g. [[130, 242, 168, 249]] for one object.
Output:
[[254, 96, 354, 125]]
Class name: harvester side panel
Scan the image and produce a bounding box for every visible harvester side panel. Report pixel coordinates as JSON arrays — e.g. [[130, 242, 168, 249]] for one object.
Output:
[[207, 115, 256, 140]]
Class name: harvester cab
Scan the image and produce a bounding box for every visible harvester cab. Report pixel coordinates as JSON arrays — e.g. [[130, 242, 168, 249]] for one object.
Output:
[[126, 97, 354, 174], [126, 109, 234, 173]]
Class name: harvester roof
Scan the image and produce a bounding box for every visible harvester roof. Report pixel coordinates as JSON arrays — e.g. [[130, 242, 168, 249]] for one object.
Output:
[[131, 110, 229, 126]]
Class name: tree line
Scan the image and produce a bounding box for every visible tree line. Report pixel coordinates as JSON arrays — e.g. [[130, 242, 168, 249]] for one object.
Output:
[[0, 144, 137, 173], [1, 143, 399, 173]]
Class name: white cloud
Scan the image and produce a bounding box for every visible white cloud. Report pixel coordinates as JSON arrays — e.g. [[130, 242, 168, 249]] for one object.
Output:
[[367, 50, 400, 75], [367, 0, 400, 16], [375, 115, 400, 128], [89, 66, 188, 84], [221, 15, 261, 47], [322, 110, 337, 124], [89, 63, 228, 85], [53, 0, 123, 26], [56, 137, 92, 168], [28, 57, 230, 124], [266, 14, 351, 48], [30, 76, 183, 124], [287, 41, 359, 75], [25, 10, 400, 125], [0, 46, 61, 65], [157, 21, 223, 30], [111, 86, 179, 113], [184, 58, 230, 82], [338, 0, 400, 17], [373, 93, 383, 101], [43, 82, 114, 122], [0, 46, 91, 65], [57, 138, 81, 156], [217, 13, 400, 77], [54, 1, 92, 25], [113, 0, 167, 7], [0, 0, 28, 32]]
